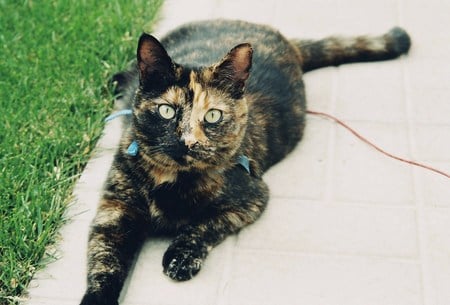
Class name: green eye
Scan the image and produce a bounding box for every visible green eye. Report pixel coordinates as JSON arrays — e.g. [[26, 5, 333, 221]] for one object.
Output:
[[204, 109, 222, 124], [158, 104, 176, 120]]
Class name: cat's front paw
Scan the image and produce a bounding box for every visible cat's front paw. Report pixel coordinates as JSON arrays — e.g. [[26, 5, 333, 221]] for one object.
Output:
[[162, 244, 205, 281]]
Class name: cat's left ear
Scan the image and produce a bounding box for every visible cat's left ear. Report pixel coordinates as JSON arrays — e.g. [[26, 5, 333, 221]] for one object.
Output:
[[137, 33, 175, 94], [212, 43, 253, 98]]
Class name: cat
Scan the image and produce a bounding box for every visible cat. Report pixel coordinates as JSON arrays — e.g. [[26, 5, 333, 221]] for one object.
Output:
[[80, 19, 410, 305]]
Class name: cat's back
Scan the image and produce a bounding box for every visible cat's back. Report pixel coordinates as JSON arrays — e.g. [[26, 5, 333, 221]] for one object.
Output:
[[160, 20, 302, 78]]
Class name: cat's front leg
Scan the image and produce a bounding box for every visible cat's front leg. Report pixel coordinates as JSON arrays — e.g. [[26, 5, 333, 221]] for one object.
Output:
[[80, 198, 147, 305], [162, 178, 269, 281]]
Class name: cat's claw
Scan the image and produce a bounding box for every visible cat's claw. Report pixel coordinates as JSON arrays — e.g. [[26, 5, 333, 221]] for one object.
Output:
[[162, 248, 203, 281]]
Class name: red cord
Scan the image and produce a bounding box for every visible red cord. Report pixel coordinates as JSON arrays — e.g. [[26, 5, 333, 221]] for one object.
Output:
[[306, 110, 450, 179]]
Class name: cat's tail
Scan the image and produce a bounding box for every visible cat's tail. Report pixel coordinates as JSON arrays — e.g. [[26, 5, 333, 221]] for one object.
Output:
[[292, 27, 411, 72]]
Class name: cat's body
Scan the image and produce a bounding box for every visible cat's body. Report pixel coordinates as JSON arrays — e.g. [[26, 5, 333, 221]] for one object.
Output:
[[81, 20, 410, 305]]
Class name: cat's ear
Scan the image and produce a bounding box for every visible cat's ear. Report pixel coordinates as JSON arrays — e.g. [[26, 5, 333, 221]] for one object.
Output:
[[137, 33, 175, 93], [212, 43, 253, 98]]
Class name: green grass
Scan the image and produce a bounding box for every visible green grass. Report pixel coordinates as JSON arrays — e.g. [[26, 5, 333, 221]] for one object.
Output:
[[0, 0, 162, 303]]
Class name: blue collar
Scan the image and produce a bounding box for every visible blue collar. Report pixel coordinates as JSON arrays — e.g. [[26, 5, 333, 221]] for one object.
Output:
[[105, 110, 251, 174], [104, 109, 133, 122]]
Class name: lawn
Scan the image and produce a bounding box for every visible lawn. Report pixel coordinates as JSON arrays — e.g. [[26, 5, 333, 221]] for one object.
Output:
[[0, 0, 162, 303]]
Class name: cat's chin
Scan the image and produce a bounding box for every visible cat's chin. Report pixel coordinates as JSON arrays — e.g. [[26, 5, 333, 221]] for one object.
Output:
[[174, 156, 211, 171], [172, 156, 225, 173], [171, 155, 191, 167], [150, 154, 204, 172]]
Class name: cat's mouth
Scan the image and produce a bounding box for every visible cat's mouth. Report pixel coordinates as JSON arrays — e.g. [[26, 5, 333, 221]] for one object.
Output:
[[159, 145, 199, 168], [166, 148, 219, 171], [170, 154, 195, 166]]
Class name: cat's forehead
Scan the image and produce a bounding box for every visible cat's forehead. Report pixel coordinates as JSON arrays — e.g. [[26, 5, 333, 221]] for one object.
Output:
[[158, 70, 228, 110], [160, 86, 187, 105]]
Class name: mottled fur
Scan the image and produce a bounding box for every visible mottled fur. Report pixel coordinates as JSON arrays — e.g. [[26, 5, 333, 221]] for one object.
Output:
[[80, 20, 410, 305]]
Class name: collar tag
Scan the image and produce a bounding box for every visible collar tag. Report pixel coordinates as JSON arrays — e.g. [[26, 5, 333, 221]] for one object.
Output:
[[237, 155, 251, 174], [127, 140, 139, 156]]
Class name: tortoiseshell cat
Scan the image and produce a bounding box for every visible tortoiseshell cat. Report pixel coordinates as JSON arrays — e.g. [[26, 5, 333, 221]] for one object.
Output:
[[80, 20, 410, 305]]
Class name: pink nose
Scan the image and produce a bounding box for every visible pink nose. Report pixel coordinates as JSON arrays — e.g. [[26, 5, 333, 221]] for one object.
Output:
[[180, 136, 198, 149], [180, 133, 199, 149]]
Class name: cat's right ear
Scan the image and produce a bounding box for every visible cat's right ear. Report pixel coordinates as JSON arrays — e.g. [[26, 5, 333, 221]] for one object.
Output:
[[137, 33, 175, 93]]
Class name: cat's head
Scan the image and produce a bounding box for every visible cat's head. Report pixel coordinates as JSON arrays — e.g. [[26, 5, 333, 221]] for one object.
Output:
[[132, 33, 252, 172]]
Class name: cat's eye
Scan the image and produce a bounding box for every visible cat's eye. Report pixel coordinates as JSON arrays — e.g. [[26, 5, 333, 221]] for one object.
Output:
[[158, 104, 176, 120], [204, 109, 223, 124]]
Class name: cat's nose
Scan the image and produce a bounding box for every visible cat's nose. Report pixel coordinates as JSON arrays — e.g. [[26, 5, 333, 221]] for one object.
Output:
[[180, 134, 198, 149]]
